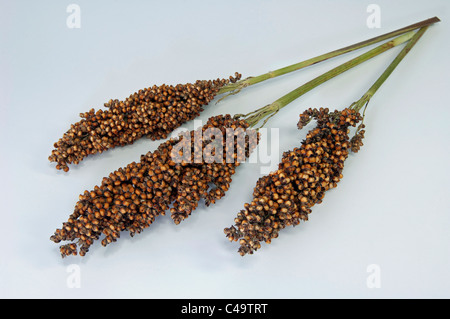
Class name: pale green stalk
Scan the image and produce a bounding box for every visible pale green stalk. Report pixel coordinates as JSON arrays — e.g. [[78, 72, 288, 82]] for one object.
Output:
[[217, 16, 440, 100], [350, 26, 429, 113], [238, 31, 418, 128]]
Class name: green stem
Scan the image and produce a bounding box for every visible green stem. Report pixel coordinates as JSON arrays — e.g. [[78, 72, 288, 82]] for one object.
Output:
[[350, 26, 429, 113], [240, 31, 417, 128], [218, 17, 440, 97]]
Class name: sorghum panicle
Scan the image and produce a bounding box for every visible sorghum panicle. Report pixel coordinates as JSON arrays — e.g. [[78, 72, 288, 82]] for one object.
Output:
[[51, 114, 258, 257], [48, 73, 242, 172], [224, 107, 363, 256]]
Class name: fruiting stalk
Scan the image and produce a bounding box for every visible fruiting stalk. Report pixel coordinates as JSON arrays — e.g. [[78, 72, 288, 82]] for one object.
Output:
[[224, 25, 433, 256]]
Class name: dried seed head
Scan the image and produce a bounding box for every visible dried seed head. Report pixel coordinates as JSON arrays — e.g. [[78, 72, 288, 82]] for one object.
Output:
[[225, 107, 363, 255], [49, 73, 242, 171], [50, 114, 259, 257]]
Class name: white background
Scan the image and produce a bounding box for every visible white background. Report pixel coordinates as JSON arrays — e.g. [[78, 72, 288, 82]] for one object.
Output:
[[1, 0, 449, 298]]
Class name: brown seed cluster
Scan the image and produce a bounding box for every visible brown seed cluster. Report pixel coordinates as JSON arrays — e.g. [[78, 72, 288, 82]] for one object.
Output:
[[50, 114, 258, 257], [48, 73, 242, 172], [224, 107, 363, 256], [350, 123, 365, 153]]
